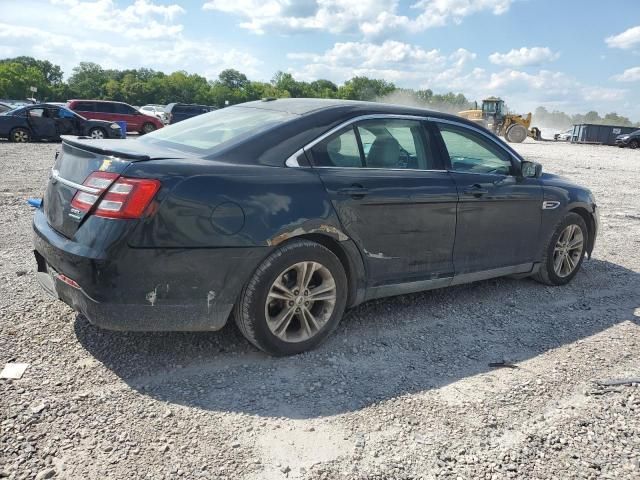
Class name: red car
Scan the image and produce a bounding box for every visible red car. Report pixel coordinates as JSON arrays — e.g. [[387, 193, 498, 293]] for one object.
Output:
[[67, 100, 163, 134]]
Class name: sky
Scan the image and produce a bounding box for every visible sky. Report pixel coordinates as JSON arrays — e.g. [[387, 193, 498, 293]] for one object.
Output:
[[1, 0, 639, 120]]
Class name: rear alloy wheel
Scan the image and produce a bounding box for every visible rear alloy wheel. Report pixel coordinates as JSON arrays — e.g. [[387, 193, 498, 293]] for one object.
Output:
[[533, 212, 587, 286], [629, 140, 638, 149], [88, 128, 106, 139], [505, 124, 528, 143], [234, 239, 347, 356], [11, 128, 30, 143], [141, 123, 156, 134]]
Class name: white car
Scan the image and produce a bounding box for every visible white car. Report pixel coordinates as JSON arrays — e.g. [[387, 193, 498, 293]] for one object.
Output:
[[555, 128, 573, 142], [139, 104, 168, 124]]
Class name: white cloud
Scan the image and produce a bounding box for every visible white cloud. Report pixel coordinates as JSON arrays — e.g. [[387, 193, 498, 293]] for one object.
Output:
[[606, 25, 640, 49], [489, 47, 559, 67], [613, 67, 640, 82], [288, 41, 475, 85], [0, 1, 261, 80], [288, 40, 628, 115], [202, 0, 514, 36], [51, 0, 186, 39]]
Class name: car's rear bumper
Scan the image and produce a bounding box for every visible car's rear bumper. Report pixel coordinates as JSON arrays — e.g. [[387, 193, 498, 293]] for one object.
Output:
[[32, 208, 269, 331]]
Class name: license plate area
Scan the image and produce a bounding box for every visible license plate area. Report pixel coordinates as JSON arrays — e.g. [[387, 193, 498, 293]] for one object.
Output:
[[34, 250, 58, 298]]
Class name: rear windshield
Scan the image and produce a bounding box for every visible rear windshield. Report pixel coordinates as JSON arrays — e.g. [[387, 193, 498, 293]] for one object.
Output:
[[138, 105, 296, 155]]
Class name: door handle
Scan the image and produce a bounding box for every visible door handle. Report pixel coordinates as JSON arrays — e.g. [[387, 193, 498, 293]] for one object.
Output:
[[463, 184, 489, 197], [337, 185, 369, 198]]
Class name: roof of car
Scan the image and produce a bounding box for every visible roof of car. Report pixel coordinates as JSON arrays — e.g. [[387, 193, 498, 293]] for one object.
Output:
[[237, 98, 445, 118], [68, 99, 129, 105]]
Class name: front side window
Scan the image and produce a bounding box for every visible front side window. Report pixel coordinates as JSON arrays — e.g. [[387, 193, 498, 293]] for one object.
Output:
[[28, 108, 45, 117], [308, 118, 434, 170], [437, 123, 513, 175], [113, 103, 135, 115]]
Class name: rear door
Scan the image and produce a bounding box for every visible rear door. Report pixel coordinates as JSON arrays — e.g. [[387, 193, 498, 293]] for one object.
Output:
[[433, 120, 542, 275], [308, 116, 458, 288], [26, 107, 57, 139]]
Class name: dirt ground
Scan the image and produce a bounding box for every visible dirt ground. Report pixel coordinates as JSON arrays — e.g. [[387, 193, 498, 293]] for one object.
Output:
[[0, 139, 639, 480]]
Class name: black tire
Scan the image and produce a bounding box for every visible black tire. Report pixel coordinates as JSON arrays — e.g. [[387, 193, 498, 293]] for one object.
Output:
[[141, 123, 156, 134], [10, 127, 30, 143], [88, 127, 106, 139], [629, 140, 638, 149], [234, 239, 348, 356], [505, 124, 528, 143], [533, 212, 588, 286]]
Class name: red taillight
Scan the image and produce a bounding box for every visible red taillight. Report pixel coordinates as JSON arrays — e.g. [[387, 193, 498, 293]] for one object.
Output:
[[70, 172, 160, 220], [95, 177, 160, 219], [70, 172, 119, 212]]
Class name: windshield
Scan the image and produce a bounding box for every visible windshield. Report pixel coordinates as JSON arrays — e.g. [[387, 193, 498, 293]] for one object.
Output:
[[2, 107, 23, 116], [139, 105, 297, 155]]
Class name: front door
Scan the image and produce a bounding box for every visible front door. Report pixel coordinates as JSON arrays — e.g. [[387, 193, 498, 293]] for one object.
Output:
[[433, 121, 542, 275], [113, 103, 141, 131], [307, 117, 458, 288], [26, 107, 56, 139]]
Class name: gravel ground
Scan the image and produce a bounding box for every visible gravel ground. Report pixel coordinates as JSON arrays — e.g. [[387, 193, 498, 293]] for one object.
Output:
[[1, 139, 639, 480]]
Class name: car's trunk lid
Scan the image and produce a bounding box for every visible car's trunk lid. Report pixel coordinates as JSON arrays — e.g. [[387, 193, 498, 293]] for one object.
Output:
[[44, 137, 187, 238]]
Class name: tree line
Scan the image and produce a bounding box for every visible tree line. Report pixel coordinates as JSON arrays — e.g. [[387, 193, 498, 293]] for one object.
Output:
[[533, 106, 638, 129], [0, 56, 637, 128]]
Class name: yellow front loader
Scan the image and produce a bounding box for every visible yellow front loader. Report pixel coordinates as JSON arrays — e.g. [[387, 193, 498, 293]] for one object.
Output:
[[459, 97, 541, 143]]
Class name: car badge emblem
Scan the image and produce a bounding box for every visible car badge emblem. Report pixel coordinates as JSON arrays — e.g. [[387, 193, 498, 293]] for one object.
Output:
[[99, 159, 112, 171]]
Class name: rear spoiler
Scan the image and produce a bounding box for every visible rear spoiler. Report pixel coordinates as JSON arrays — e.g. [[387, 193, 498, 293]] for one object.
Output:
[[61, 136, 151, 161]]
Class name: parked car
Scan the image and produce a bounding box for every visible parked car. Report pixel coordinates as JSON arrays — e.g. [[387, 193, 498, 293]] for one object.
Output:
[[67, 100, 163, 134], [554, 128, 573, 141], [33, 98, 599, 356], [0, 103, 122, 142], [139, 104, 168, 123], [615, 129, 640, 149], [164, 103, 215, 124]]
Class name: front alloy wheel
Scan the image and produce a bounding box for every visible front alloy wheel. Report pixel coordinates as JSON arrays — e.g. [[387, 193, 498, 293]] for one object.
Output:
[[89, 128, 105, 139], [533, 212, 588, 286], [553, 224, 584, 278], [11, 128, 30, 143], [265, 261, 337, 343]]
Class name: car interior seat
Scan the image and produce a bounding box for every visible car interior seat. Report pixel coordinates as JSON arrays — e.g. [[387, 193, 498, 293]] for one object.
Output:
[[367, 135, 401, 168]]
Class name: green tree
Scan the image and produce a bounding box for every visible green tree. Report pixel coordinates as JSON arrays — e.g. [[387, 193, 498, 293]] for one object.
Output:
[[67, 62, 108, 99], [337, 76, 396, 101], [0, 62, 47, 99], [218, 69, 249, 90]]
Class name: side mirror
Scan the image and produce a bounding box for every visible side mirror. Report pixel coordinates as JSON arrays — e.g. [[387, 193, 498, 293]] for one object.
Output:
[[521, 160, 542, 178]]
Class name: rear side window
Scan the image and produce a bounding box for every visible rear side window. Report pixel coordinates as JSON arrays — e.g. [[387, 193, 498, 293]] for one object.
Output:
[[309, 128, 362, 168], [139, 105, 296, 154], [309, 118, 436, 170], [95, 103, 114, 113], [74, 102, 94, 111]]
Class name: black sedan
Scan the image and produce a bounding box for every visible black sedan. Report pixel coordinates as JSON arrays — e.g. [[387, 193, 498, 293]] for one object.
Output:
[[615, 129, 640, 149], [0, 103, 122, 142], [33, 99, 599, 356]]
